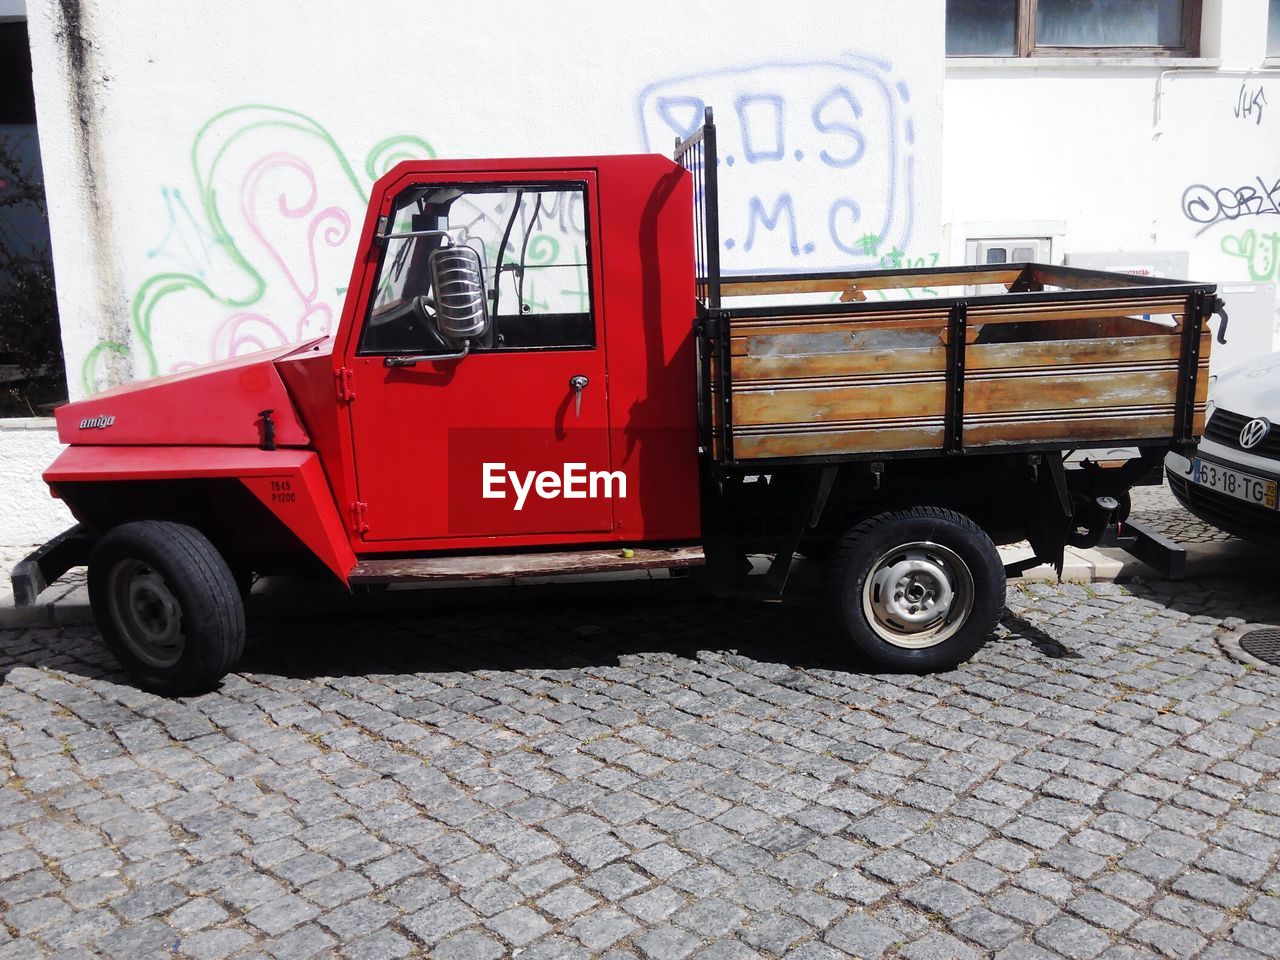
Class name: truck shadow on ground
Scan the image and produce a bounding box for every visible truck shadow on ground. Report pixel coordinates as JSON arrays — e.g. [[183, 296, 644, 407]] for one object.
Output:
[[996, 611, 1081, 659], [237, 603, 1074, 685], [234, 571, 1280, 685], [231, 579, 1133, 682], [239, 580, 853, 681], [4, 575, 1275, 694]]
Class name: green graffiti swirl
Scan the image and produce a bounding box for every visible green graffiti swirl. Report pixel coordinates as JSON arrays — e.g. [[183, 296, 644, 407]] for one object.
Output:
[[82, 105, 433, 394]]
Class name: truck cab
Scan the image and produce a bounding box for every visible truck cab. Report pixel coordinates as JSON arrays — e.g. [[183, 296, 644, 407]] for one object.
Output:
[[331, 156, 701, 549]]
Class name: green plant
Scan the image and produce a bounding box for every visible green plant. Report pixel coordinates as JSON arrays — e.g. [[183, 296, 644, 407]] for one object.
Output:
[[0, 132, 66, 417]]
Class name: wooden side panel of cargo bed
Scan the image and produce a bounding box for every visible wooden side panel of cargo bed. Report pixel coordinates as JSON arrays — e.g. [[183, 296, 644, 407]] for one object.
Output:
[[729, 315, 949, 459], [725, 310, 1208, 460], [962, 330, 1210, 446]]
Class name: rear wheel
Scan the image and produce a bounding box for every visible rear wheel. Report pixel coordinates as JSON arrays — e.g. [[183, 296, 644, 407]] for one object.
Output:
[[88, 521, 245, 695], [824, 507, 1004, 672]]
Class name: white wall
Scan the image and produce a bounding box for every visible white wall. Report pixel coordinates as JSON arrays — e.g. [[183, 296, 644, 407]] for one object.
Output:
[[26, 0, 945, 399], [0, 420, 74, 546], [943, 0, 1280, 361]]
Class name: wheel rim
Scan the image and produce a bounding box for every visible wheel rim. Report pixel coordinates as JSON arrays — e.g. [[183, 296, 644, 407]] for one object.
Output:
[[107, 558, 185, 668], [861, 540, 974, 649]]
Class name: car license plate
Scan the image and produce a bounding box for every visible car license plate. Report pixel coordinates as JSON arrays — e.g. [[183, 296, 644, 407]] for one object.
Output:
[[1191, 458, 1278, 509]]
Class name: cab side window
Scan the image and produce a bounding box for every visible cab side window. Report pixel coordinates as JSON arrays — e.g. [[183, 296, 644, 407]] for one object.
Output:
[[359, 182, 595, 356]]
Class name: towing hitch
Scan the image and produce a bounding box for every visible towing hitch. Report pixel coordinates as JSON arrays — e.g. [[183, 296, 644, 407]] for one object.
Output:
[[1068, 495, 1120, 549]]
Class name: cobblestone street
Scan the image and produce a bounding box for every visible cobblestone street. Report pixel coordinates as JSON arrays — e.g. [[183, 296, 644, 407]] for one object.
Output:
[[1, 576, 1278, 960]]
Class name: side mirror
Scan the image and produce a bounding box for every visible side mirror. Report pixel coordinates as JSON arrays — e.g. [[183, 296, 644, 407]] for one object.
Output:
[[428, 245, 490, 343]]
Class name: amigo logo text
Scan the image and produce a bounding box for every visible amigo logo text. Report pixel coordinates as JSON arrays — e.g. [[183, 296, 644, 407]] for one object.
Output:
[[79, 415, 116, 430], [482, 462, 626, 511]]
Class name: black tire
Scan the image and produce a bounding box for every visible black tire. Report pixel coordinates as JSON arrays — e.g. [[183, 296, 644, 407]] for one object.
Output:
[[824, 506, 1004, 672], [88, 521, 246, 695]]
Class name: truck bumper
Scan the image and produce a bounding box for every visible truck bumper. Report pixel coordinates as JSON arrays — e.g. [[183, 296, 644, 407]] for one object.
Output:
[[10, 524, 94, 607]]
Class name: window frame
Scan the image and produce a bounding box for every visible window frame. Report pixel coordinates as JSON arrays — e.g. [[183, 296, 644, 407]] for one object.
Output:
[[357, 178, 599, 358], [947, 0, 1202, 59]]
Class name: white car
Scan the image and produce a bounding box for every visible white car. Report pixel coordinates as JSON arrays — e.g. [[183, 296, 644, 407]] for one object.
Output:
[[1166, 351, 1280, 546]]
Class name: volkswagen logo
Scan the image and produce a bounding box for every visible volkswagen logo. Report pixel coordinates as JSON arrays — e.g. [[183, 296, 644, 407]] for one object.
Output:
[[1239, 418, 1271, 449]]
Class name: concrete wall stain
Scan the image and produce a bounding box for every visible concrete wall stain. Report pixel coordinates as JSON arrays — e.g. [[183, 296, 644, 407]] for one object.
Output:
[[53, 0, 133, 388]]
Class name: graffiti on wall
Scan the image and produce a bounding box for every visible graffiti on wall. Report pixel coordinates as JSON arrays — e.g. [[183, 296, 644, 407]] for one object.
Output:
[[1221, 229, 1280, 282], [93, 56, 934, 392], [1234, 82, 1267, 126], [82, 105, 433, 394], [636, 56, 923, 274], [1180, 175, 1280, 237]]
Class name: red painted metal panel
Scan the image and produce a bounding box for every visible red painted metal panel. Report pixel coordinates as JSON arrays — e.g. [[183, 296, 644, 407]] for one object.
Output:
[[344, 169, 613, 542], [591, 156, 701, 544], [54, 341, 320, 448], [44, 446, 355, 582], [275, 342, 352, 521], [240, 457, 356, 583], [43, 445, 315, 482]]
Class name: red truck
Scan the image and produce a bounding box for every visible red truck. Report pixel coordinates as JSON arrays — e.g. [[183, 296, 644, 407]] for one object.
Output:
[[14, 109, 1221, 693]]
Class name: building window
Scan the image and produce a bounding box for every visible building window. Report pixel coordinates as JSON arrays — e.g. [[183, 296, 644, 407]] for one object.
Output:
[[1269, 0, 1280, 57], [947, 0, 1202, 57]]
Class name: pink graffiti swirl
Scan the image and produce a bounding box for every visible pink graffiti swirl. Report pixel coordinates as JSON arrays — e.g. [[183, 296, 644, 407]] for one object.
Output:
[[240, 151, 352, 338], [210, 311, 290, 360]]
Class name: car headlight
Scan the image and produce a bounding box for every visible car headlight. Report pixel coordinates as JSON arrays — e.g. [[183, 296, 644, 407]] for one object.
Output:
[[1205, 375, 1217, 420]]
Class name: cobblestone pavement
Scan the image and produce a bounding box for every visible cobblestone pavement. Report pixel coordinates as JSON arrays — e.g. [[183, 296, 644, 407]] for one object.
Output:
[[1, 576, 1279, 960], [1129, 484, 1236, 546]]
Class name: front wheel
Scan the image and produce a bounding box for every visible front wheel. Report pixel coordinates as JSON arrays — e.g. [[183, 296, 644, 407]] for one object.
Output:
[[88, 521, 246, 695], [824, 507, 1005, 672]]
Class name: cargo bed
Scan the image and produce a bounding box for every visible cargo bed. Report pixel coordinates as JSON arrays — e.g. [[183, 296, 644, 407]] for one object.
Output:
[[675, 111, 1220, 469]]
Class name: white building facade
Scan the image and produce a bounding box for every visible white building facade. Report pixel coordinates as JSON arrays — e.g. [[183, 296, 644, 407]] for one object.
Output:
[[3, 0, 1279, 545]]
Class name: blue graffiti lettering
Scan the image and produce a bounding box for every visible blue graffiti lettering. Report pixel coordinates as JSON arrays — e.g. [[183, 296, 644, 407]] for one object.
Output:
[[745, 193, 800, 256], [735, 93, 785, 163], [828, 198, 864, 254], [636, 56, 918, 272], [812, 87, 865, 169], [656, 95, 706, 143]]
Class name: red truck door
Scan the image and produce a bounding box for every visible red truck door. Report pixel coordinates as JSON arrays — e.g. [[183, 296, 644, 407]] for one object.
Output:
[[344, 172, 615, 544]]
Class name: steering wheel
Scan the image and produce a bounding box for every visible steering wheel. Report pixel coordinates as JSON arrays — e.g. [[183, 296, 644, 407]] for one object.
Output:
[[410, 294, 452, 353]]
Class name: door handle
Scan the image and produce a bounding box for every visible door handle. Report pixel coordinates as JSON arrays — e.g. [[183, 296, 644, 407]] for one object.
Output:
[[569, 375, 589, 417]]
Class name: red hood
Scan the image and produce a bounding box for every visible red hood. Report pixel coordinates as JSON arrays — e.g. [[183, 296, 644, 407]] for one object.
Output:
[[56, 338, 329, 446]]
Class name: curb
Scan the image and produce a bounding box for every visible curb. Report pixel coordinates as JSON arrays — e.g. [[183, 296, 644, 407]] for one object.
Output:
[[0, 605, 96, 628], [0, 581, 94, 629], [996, 545, 1122, 584], [1217, 623, 1280, 677], [1096, 538, 1280, 581]]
